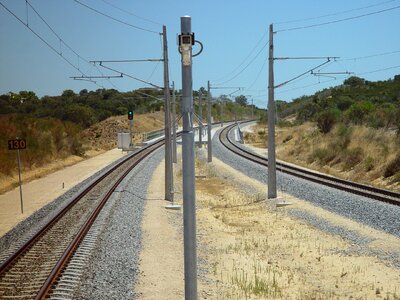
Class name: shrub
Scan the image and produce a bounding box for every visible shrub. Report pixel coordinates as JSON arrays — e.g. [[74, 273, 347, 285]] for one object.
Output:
[[316, 108, 340, 134], [336, 123, 351, 149], [277, 119, 293, 127], [343, 147, 363, 170], [392, 172, 400, 183], [309, 148, 336, 165], [283, 135, 293, 143], [71, 136, 84, 156], [346, 101, 375, 125], [364, 156, 375, 172], [384, 155, 400, 178]]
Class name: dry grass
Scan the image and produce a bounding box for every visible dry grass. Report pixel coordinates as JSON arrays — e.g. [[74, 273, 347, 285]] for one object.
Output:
[[195, 158, 400, 299], [244, 123, 400, 192], [0, 112, 165, 195]]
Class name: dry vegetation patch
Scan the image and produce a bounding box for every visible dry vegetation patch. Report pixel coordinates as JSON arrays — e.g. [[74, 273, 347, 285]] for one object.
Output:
[[244, 123, 400, 192], [0, 112, 165, 194], [195, 158, 400, 299]]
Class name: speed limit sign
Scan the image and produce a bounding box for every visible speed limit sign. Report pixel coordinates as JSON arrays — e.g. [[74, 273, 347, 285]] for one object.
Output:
[[8, 139, 26, 150]]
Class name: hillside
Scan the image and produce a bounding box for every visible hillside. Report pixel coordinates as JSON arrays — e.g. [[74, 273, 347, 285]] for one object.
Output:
[[82, 112, 165, 151], [0, 112, 164, 194], [0, 86, 263, 195], [245, 122, 400, 192], [245, 75, 400, 192], [277, 75, 400, 132]]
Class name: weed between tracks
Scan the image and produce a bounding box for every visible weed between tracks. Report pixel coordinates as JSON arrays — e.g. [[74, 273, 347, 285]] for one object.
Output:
[[193, 156, 400, 299]]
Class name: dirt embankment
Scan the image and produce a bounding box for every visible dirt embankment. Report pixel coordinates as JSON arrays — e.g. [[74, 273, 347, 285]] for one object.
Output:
[[244, 122, 400, 192], [0, 112, 165, 194]]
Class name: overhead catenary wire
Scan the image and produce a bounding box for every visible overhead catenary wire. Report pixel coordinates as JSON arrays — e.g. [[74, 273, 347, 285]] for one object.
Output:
[[275, 60, 332, 88], [25, 0, 90, 66], [275, 78, 338, 95], [276, 5, 400, 33], [90, 59, 163, 63], [213, 29, 268, 82], [274, 0, 398, 25], [0, 1, 112, 89], [73, 0, 159, 34], [338, 49, 400, 61], [214, 41, 269, 86], [246, 57, 267, 91], [99, 0, 162, 26], [357, 64, 400, 75], [0, 2, 81, 72], [275, 64, 400, 95], [145, 60, 161, 82], [98, 63, 163, 89]]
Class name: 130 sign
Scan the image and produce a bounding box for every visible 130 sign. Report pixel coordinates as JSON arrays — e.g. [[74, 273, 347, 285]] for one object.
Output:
[[8, 139, 26, 150]]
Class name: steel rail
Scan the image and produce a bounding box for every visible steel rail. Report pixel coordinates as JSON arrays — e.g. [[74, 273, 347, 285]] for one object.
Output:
[[220, 122, 400, 206], [0, 138, 166, 299], [35, 140, 164, 299], [0, 141, 159, 276]]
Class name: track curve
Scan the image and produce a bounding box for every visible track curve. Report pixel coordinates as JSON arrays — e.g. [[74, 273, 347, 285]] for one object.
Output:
[[219, 122, 400, 206]]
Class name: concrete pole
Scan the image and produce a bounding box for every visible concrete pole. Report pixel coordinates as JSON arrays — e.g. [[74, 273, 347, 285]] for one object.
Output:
[[235, 103, 237, 124], [268, 23, 277, 199], [172, 81, 177, 163], [180, 16, 197, 299], [207, 81, 212, 162], [198, 91, 203, 148], [251, 99, 254, 120], [220, 100, 224, 127], [163, 25, 173, 201]]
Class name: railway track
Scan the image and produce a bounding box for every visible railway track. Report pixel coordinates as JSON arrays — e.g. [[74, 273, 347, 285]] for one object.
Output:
[[0, 139, 165, 299], [220, 122, 400, 206]]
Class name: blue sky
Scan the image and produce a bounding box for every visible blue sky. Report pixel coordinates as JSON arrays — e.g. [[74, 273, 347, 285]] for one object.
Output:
[[1, 0, 399, 108]]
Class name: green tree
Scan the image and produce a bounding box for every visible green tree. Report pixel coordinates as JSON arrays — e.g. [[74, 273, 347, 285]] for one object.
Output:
[[62, 89, 75, 98], [63, 104, 96, 127], [235, 95, 248, 106], [344, 76, 365, 87]]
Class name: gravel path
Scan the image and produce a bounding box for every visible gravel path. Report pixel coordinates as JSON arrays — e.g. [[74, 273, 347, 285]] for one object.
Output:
[[213, 125, 400, 267]]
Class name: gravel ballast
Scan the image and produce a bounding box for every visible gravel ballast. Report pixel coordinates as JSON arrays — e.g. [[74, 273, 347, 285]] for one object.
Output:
[[0, 147, 163, 299], [73, 148, 164, 299], [213, 125, 400, 267], [0, 151, 137, 264]]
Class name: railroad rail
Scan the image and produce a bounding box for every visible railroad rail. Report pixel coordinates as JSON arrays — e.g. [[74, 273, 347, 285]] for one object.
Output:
[[0, 138, 166, 299], [220, 122, 400, 206]]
